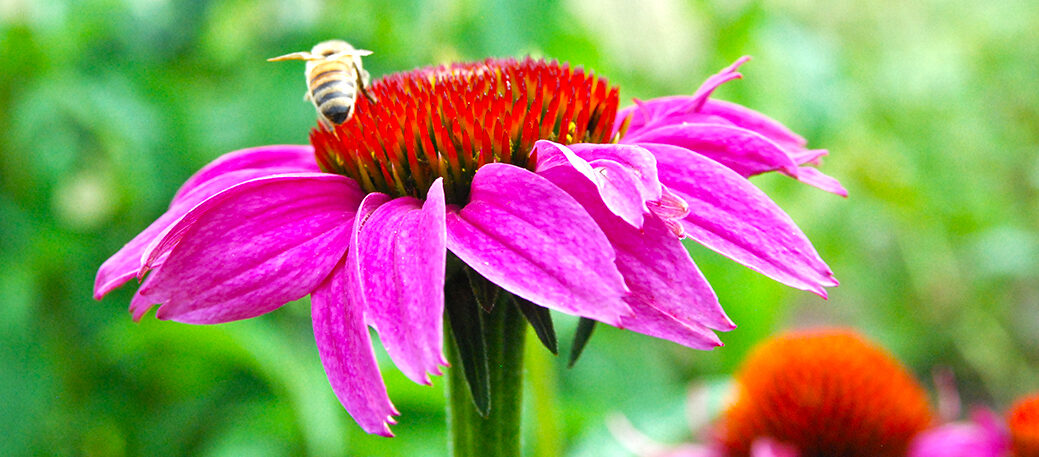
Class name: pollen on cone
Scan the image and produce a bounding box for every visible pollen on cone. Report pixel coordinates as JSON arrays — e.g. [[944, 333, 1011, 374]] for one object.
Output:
[[1009, 393, 1039, 457], [716, 329, 935, 457]]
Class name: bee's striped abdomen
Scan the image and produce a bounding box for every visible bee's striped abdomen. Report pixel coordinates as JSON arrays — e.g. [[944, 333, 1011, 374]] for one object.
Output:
[[307, 60, 360, 126]]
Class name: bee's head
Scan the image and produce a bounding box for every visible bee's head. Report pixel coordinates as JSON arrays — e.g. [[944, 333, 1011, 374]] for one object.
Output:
[[312, 40, 352, 58], [311, 40, 373, 59]]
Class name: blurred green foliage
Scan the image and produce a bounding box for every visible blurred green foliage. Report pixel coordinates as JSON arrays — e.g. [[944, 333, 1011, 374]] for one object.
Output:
[[2, 0, 1038, 455]]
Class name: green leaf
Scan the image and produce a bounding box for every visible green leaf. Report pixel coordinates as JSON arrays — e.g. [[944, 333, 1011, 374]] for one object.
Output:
[[444, 274, 490, 416], [567, 317, 597, 368], [512, 295, 557, 355]]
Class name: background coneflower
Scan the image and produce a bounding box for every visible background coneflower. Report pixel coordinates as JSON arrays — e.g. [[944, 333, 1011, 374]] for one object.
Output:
[[716, 329, 935, 457], [1009, 393, 1039, 457]]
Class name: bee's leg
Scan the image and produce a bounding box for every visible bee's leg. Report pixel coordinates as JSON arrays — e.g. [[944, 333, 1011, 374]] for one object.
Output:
[[360, 85, 378, 104], [303, 91, 312, 102], [357, 71, 378, 104], [317, 115, 333, 131]]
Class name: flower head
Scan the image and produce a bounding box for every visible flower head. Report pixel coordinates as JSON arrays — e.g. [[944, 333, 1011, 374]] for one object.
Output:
[[95, 56, 841, 435], [716, 329, 935, 457], [1009, 393, 1039, 457]]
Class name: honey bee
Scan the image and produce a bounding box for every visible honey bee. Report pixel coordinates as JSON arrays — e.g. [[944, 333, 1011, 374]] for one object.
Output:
[[268, 40, 377, 128]]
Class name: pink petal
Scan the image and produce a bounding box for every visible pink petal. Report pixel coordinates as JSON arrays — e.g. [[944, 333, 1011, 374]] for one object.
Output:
[[616, 57, 749, 137], [129, 275, 157, 321], [354, 179, 448, 385], [568, 142, 663, 206], [312, 258, 399, 437], [614, 209, 735, 342], [688, 56, 751, 112], [789, 148, 828, 166], [646, 143, 837, 296], [619, 298, 724, 349], [788, 166, 849, 197], [94, 145, 319, 300], [699, 99, 808, 152], [616, 96, 734, 140], [539, 161, 733, 348], [136, 173, 363, 323], [628, 124, 798, 178], [445, 163, 630, 326], [907, 409, 1011, 457], [751, 438, 800, 457], [173, 145, 319, 202], [534, 140, 658, 228]]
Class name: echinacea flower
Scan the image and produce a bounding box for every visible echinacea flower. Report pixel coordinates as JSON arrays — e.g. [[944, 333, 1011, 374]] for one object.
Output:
[[612, 329, 933, 457], [715, 329, 935, 457], [1009, 393, 1039, 457], [95, 56, 840, 436], [907, 390, 1039, 457]]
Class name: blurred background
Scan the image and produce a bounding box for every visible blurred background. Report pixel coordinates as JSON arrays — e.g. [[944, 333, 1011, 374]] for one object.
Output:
[[2, 0, 1038, 455]]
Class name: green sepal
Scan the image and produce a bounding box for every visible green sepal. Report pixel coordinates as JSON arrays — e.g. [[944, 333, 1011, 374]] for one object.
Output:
[[512, 295, 558, 355], [465, 266, 499, 313], [567, 317, 597, 368], [444, 273, 491, 416]]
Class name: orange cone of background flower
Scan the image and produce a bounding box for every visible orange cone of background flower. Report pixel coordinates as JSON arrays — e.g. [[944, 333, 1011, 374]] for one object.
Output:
[[1009, 393, 1039, 457], [716, 329, 935, 457]]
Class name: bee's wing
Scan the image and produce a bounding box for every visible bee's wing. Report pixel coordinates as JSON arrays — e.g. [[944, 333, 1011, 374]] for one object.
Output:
[[267, 51, 321, 62]]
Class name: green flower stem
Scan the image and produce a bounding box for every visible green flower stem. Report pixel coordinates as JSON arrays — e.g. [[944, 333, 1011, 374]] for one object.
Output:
[[446, 301, 526, 457], [525, 329, 562, 457]]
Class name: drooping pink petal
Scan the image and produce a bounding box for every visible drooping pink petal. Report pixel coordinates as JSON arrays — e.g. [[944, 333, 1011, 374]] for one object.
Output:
[[94, 146, 320, 300], [646, 143, 837, 296], [173, 145, 320, 202], [788, 166, 849, 197], [354, 179, 447, 385], [698, 100, 808, 152], [136, 173, 363, 324], [311, 258, 399, 437], [789, 148, 828, 166], [688, 56, 751, 112], [616, 96, 733, 140], [647, 187, 692, 237], [616, 57, 749, 137], [538, 160, 733, 348], [534, 140, 662, 228], [627, 124, 798, 178], [129, 275, 157, 321], [751, 438, 801, 457], [618, 298, 724, 350], [445, 163, 630, 326], [615, 97, 679, 138], [567, 142, 663, 206], [908, 409, 1011, 457]]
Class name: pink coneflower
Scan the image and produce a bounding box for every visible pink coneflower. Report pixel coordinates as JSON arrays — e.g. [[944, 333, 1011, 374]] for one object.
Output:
[[94, 56, 840, 437], [716, 329, 935, 457], [1009, 393, 1039, 457], [907, 390, 1039, 457], [613, 329, 934, 457]]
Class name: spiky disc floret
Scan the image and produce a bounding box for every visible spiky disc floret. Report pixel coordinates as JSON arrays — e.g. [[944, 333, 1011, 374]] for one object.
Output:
[[310, 57, 623, 203], [1009, 393, 1039, 457], [716, 329, 935, 457]]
